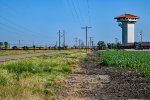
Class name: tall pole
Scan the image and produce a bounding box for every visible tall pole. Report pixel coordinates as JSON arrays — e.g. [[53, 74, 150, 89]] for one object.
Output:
[[86, 27, 87, 50], [74, 38, 78, 48], [89, 37, 93, 48], [56, 41, 57, 48], [140, 31, 143, 49], [58, 30, 61, 50], [19, 40, 20, 49], [92, 40, 94, 49], [81, 26, 92, 52], [78, 39, 81, 46], [90, 37, 91, 47], [63, 30, 65, 48], [33, 41, 35, 52], [33, 41, 34, 46], [140, 31, 143, 43]]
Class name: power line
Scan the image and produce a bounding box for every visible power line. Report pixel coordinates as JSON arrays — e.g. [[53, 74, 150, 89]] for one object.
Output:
[[71, 0, 82, 26], [0, 26, 24, 37], [86, 0, 94, 42], [86, 0, 92, 26], [0, 22, 34, 37], [0, 16, 44, 37], [0, 1, 48, 38], [67, 0, 81, 26], [0, 0, 47, 36], [66, 0, 76, 20], [76, 0, 85, 25], [0, 0, 19, 14]]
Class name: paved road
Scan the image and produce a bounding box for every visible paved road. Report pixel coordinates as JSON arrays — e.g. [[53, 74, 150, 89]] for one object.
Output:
[[0, 52, 61, 62]]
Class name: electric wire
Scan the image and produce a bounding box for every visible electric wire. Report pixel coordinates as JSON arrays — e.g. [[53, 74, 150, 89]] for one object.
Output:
[[86, 0, 92, 26], [0, 16, 43, 37], [71, 0, 82, 26], [76, 0, 85, 25]]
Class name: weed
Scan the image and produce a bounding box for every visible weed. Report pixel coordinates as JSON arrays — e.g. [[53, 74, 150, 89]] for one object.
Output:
[[0, 75, 7, 86], [0, 50, 86, 99], [98, 50, 150, 79]]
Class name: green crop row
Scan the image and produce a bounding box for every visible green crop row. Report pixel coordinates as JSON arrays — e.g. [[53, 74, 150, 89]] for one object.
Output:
[[97, 50, 150, 79]]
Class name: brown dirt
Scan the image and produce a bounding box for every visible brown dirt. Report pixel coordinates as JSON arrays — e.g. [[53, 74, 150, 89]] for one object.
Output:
[[58, 52, 150, 100]]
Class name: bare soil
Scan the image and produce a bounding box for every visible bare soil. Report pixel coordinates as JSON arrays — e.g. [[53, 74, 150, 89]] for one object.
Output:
[[58, 52, 150, 100]]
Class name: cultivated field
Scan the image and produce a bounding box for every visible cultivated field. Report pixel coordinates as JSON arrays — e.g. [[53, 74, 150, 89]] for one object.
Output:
[[0, 50, 86, 99], [58, 50, 150, 99], [97, 50, 150, 79], [0, 49, 150, 99]]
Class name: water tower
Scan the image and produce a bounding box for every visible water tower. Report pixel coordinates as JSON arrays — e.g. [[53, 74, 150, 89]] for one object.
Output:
[[114, 14, 139, 44]]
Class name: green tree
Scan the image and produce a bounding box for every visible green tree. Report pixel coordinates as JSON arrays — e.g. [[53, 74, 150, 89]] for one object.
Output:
[[97, 41, 106, 50], [107, 43, 121, 49], [22, 46, 29, 50], [12, 46, 18, 50], [4, 42, 8, 49], [116, 42, 121, 49], [0, 42, 3, 49], [107, 43, 112, 49]]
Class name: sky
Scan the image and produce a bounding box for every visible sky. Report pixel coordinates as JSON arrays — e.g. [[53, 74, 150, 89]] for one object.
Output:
[[0, 0, 150, 47]]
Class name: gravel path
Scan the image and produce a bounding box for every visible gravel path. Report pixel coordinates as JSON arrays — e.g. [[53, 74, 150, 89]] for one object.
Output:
[[0, 52, 61, 62], [59, 52, 150, 100]]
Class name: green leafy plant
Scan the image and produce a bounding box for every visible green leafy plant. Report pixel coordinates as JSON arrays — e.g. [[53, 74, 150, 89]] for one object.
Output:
[[97, 50, 150, 79]]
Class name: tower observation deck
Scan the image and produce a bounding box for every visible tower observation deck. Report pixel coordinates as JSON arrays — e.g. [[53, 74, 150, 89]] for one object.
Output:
[[115, 14, 139, 44]]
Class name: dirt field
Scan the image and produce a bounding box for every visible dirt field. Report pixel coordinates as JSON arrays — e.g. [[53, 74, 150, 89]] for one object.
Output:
[[59, 52, 150, 100]]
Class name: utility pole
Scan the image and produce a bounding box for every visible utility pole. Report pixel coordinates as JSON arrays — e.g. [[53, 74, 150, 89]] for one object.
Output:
[[140, 31, 143, 49], [63, 30, 65, 48], [33, 41, 34, 46], [89, 37, 93, 48], [58, 30, 61, 50], [74, 38, 78, 48], [88, 41, 89, 50], [81, 26, 92, 52], [92, 40, 94, 49], [140, 31, 143, 43], [56, 41, 57, 48], [33, 41, 35, 52], [78, 39, 81, 46], [19, 40, 20, 49], [90, 37, 94, 49]]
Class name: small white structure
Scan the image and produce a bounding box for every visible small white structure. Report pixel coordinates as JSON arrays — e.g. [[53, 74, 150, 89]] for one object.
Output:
[[115, 14, 139, 44]]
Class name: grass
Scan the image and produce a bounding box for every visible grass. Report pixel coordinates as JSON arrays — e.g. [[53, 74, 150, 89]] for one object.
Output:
[[97, 50, 150, 79], [0, 50, 86, 99], [0, 50, 59, 56], [0, 75, 7, 86]]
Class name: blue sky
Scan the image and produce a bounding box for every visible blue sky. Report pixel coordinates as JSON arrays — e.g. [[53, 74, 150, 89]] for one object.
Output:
[[0, 0, 150, 46]]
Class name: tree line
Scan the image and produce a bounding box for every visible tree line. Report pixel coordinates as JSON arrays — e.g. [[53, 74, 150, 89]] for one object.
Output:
[[97, 41, 121, 50], [0, 42, 9, 49]]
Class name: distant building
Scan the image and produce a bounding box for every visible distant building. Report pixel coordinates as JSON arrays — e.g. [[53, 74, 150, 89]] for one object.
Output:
[[114, 14, 139, 44]]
